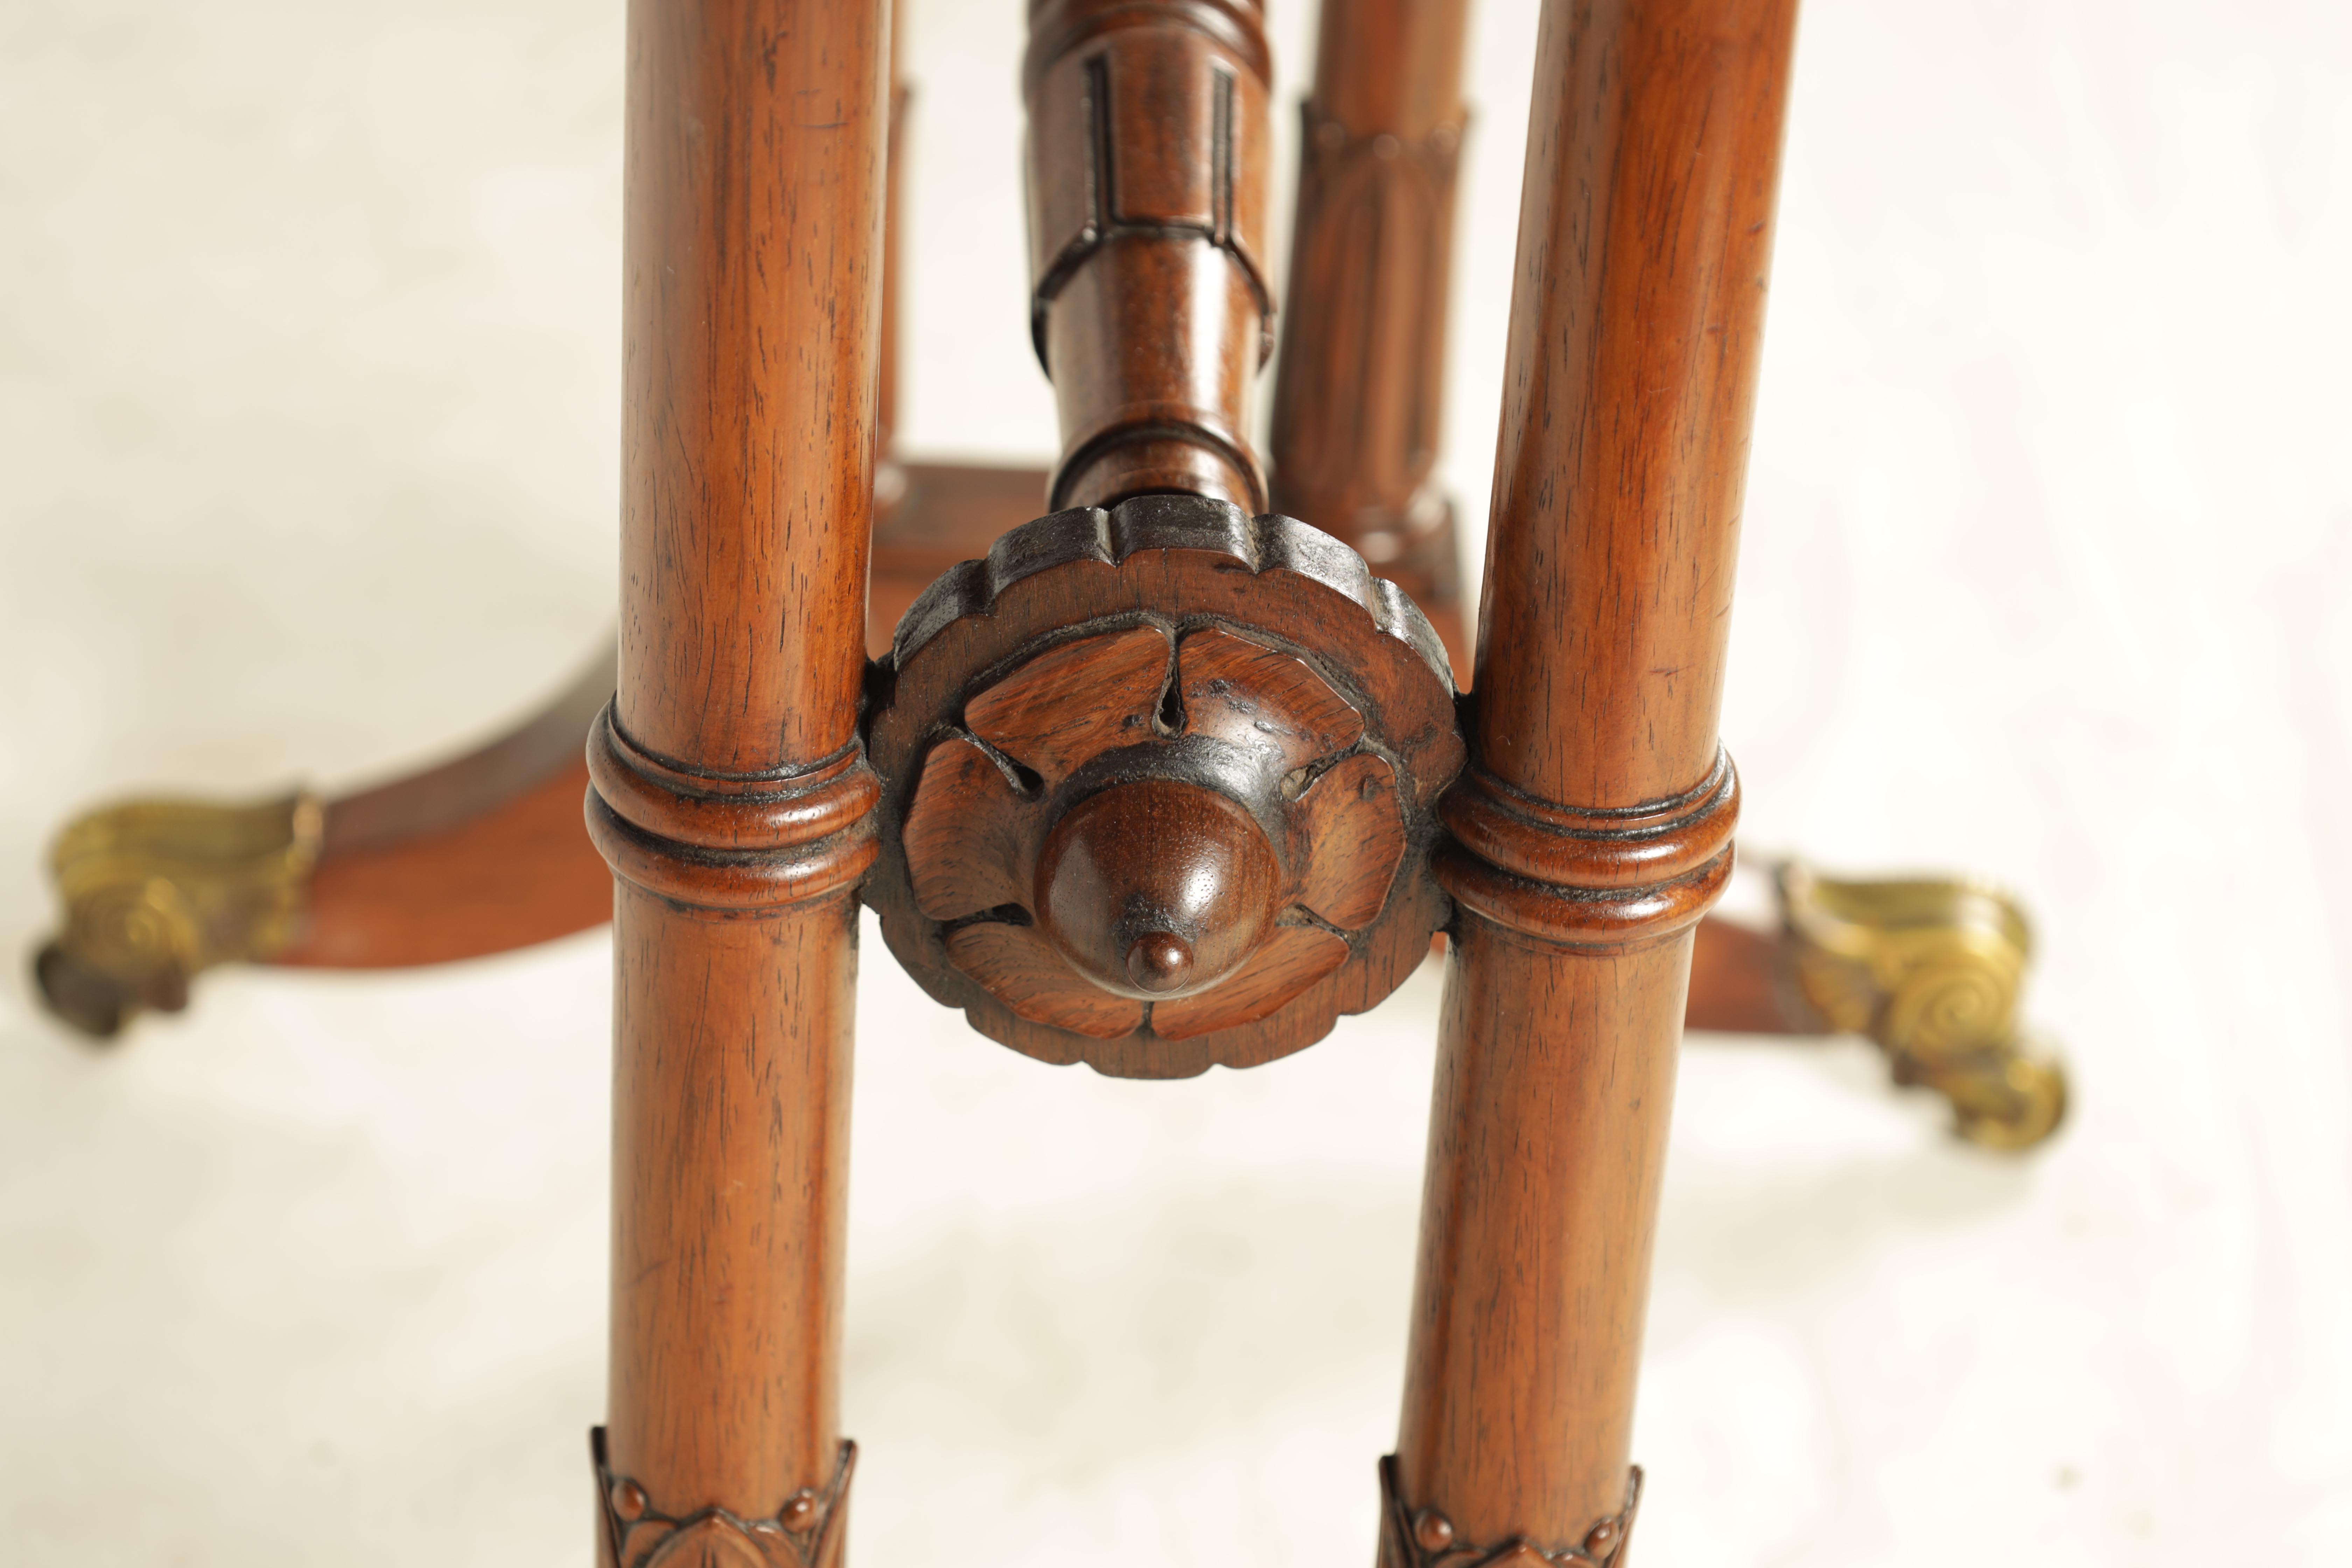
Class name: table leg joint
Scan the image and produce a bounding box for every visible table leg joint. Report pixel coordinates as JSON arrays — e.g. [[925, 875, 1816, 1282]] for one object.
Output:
[[1434, 747, 1740, 951]]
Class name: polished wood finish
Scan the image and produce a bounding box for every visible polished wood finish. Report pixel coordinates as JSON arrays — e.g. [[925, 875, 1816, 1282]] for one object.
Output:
[[1685, 906, 1814, 1034], [268, 646, 614, 967], [7, 0, 2090, 1545], [583, 0, 888, 1561], [229, 458, 1043, 977], [229, 464, 1799, 1043], [867, 462, 1054, 653], [877, 0, 908, 477], [1025, 0, 1275, 512], [863, 496, 1463, 1078], [1394, 0, 1798, 1558], [22, 0, 2063, 1539], [1270, 0, 1471, 671]]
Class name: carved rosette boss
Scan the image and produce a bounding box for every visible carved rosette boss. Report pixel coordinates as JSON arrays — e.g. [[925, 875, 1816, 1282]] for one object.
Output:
[[862, 495, 1464, 1078]]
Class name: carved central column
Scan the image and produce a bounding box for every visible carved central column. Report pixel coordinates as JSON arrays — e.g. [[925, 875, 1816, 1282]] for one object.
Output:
[[1271, 0, 1470, 594], [1025, 0, 1276, 512]]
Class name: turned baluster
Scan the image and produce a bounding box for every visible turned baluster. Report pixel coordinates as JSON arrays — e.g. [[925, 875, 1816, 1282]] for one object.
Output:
[[582, 1, 888, 1563], [1384, 0, 1799, 1561], [1270, 0, 1471, 668]]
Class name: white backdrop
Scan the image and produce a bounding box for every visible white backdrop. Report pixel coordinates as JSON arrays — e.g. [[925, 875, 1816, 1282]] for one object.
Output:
[[2, 2, 2348, 1564]]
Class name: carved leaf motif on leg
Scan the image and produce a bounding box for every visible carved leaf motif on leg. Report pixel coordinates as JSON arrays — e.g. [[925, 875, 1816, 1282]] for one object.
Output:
[[592, 1429, 856, 1568], [1378, 1457, 1643, 1568]]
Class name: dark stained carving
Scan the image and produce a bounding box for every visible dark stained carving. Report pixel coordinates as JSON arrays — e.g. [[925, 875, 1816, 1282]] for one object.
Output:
[[1270, 107, 1463, 602], [863, 493, 1463, 1077], [593, 1428, 856, 1568], [1379, 1456, 1642, 1568], [1025, 0, 1277, 513], [1269, 0, 1478, 674]]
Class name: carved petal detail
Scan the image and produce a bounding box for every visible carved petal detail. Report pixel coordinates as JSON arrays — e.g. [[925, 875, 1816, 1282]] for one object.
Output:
[[1152, 924, 1348, 1040], [966, 624, 1170, 782], [868, 499, 1463, 1074], [1177, 626, 1364, 773], [594, 1429, 853, 1568], [903, 738, 1034, 922], [1377, 1456, 1640, 1568], [944, 922, 1146, 1038], [1295, 751, 1405, 930], [640, 1518, 776, 1568]]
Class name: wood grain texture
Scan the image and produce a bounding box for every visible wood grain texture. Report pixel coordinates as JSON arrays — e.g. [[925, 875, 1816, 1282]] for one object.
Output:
[[1025, 0, 1275, 512], [617, 0, 887, 775], [271, 644, 614, 967], [240, 468, 1788, 1031], [868, 463, 1055, 654], [1270, 0, 1471, 663], [1035, 778, 1283, 996], [863, 497, 1463, 1078], [1397, 0, 1798, 1553], [902, 737, 1032, 921], [964, 623, 1170, 778], [1295, 750, 1407, 930], [257, 456, 1050, 973], [1398, 921, 1688, 1542], [943, 920, 1148, 1038], [1685, 912, 1815, 1034], [1177, 625, 1366, 773], [1151, 922, 1350, 1039], [1471, 0, 1792, 810], [602, 883, 859, 1562], [590, 0, 889, 1555]]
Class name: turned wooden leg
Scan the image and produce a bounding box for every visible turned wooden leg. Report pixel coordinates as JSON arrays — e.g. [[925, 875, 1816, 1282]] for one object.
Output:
[[1270, 0, 1471, 674], [580, 0, 886, 1562], [1386, 0, 1799, 1560]]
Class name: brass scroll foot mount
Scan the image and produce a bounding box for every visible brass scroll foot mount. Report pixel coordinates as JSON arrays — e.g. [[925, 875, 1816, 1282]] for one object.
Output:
[[1776, 860, 2069, 1150], [33, 792, 323, 1038]]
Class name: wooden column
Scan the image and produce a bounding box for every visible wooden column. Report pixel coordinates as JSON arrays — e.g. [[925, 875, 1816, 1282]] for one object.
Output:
[[1269, 0, 1469, 623], [584, 2, 888, 1565], [1387, 0, 1797, 1562], [876, 0, 908, 510], [1024, 0, 1276, 513]]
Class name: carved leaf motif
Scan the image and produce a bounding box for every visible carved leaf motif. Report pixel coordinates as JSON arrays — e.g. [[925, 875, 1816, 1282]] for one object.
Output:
[[1177, 627, 1364, 773], [903, 738, 1034, 922], [639, 1517, 775, 1568], [1152, 925, 1348, 1040], [965, 624, 1170, 782], [868, 499, 1462, 1074], [1295, 751, 1405, 930], [944, 922, 1146, 1039]]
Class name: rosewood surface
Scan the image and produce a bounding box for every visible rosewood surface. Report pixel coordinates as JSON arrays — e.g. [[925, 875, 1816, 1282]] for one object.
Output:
[[862, 497, 1464, 1078], [1392, 0, 1799, 1555], [583, 0, 888, 1562], [1271, 0, 1473, 670]]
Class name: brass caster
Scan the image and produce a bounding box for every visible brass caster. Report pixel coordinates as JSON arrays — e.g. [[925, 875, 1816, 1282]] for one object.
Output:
[[32, 792, 322, 1039], [1776, 860, 2068, 1151]]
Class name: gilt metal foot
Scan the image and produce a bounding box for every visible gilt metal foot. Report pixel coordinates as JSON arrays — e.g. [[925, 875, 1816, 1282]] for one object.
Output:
[[33, 793, 322, 1038], [1774, 861, 2068, 1150]]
